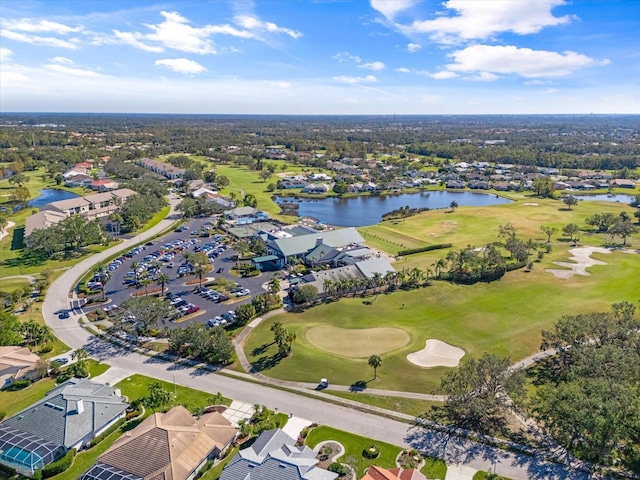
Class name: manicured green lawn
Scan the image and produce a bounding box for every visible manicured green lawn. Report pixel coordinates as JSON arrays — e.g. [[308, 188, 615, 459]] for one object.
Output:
[[0, 277, 30, 292], [473, 471, 511, 480], [244, 246, 640, 393], [87, 360, 110, 379], [0, 377, 56, 418], [114, 374, 231, 410], [306, 426, 403, 477], [325, 391, 439, 418], [16, 309, 70, 359]]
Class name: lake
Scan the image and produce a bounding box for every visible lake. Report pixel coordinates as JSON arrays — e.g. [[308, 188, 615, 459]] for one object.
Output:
[[577, 193, 636, 204], [275, 191, 513, 227], [28, 189, 81, 208]]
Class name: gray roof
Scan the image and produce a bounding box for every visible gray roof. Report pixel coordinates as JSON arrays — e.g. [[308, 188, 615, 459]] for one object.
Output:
[[2, 378, 128, 449], [220, 429, 337, 480], [355, 257, 395, 279], [268, 227, 364, 258]]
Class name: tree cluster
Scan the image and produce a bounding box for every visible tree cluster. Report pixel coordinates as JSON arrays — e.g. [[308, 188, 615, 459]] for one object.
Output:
[[168, 323, 234, 365], [270, 321, 296, 357], [26, 215, 106, 258], [533, 303, 640, 469]]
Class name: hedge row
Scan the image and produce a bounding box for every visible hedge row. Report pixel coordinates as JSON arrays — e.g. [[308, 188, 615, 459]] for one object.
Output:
[[89, 418, 126, 448], [0, 462, 16, 476], [397, 243, 452, 256], [41, 448, 75, 478]]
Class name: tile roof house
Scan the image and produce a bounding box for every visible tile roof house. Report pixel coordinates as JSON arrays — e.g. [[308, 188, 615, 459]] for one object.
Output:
[[137, 158, 185, 179], [0, 346, 42, 388], [24, 209, 68, 237], [80, 406, 237, 480], [361, 465, 427, 480], [220, 429, 337, 480], [0, 378, 128, 475]]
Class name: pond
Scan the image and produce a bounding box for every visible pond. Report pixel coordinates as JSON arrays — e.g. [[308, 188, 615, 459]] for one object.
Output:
[[28, 188, 81, 208], [275, 191, 513, 227], [577, 193, 636, 205]]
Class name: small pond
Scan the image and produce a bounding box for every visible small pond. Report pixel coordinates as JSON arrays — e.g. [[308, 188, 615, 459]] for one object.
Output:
[[28, 189, 81, 208], [577, 193, 636, 204], [275, 191, 513, 227]]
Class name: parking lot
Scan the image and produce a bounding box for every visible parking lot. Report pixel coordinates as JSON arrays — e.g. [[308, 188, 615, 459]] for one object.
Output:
[[88, 217, 272, 329]]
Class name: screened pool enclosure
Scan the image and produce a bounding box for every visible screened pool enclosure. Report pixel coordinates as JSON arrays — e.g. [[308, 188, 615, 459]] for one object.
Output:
[[0, 426, 64, 476]]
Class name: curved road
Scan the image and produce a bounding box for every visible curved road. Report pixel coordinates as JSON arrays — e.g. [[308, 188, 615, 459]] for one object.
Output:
[[42, 199, 592, 480]]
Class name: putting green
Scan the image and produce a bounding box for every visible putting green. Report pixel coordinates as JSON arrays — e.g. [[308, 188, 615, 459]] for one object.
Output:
[[305, 326, 410, 358]]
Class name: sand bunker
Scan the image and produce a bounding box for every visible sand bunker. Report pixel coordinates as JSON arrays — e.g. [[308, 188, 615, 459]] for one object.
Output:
[[545, 246, 611, 279], [407, 339, 465, 368], [306, 326, 410, 358], [523, 202, 538, 206]]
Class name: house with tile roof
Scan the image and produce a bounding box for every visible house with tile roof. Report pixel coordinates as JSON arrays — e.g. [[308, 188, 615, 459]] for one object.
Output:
[[220, 428, 337, 480], [0, 378, 128, 475], [80, 405, 237, 480], [361, 465, 427, 480], [0, 346, 42, 388]]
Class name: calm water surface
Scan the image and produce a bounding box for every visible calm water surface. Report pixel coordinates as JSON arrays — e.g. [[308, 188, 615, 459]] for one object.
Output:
[[28, 189, 81, 208], [577, 194, 636, 204], [275, 191, 513, 227]]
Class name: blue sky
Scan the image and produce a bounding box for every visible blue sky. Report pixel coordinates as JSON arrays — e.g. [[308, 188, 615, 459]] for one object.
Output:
[[1, 0, 639, 114]]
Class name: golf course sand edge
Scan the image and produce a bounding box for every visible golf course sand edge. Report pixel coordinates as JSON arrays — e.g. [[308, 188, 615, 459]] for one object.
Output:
[[407, 339, 465, 368], [545, 246, 611, 279]]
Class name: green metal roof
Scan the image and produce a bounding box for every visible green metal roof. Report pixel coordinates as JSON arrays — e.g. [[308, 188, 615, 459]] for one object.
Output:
[[251, 255, 279, 263]]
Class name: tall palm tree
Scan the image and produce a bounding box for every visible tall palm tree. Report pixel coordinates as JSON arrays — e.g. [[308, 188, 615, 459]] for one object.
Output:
[[182, 251, 193, 269], [194, 263, 207, 289], [140, 275, 152, 295], [368, 354, 382, 380], [269, 277, 280, 295], [131, 261, 140, 286], [156, 272, 170, 296]]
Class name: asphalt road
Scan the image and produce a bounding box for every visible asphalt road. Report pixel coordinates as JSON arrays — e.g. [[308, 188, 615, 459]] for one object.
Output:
[[42, 197, 594, 480]]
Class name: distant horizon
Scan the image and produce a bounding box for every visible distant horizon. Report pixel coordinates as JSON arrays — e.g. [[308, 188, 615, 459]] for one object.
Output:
[[1, 1, 638, 114]]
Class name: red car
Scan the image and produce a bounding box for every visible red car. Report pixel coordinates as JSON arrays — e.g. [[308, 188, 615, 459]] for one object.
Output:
[[185, 305, 200, 315]]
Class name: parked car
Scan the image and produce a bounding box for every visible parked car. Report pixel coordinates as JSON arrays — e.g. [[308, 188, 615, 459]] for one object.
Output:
[[235, 288, 250, 297], [58, 311, 70, 319]]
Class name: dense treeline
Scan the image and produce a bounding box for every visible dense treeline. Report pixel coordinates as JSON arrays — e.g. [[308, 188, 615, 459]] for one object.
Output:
[[2, 114, 639, 171], [533, 303, 640, 471]]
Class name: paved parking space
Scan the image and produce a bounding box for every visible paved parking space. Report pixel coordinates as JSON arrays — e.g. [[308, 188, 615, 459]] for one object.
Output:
[[92, 217, 276, 329], [221, 401, 255, 426]]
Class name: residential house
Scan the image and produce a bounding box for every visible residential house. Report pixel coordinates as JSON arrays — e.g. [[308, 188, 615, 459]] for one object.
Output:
[[24, 210, 68, 237], [219, 429, 337, 480], [80, 406, 236, 480], [302, 183, 331, 194], [0, 347, 42, 389], [468, 180, 490, 190], [223, 206, 269, 225], [64, 174, 93, 188], [278, 175, 308, 189], [611, 179, 636, 189], [137, 158, 185, 179], [308, 173, 332, 181], [445, 180, 466, 189], [0, 378, 128, 476], [266, 227, 365, 268], [361, 465, 427, 480], [90, 179, 120, 191]]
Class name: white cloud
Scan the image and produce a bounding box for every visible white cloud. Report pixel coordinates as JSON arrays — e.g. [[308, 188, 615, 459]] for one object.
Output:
[[0, 48, 12, 61], [399, 0, 573, 43], [407, 43, 421, 53], [234, 15, 302, 39], [445, 45, 597, 78], [524, 79, 550, 85], [144, 11, 218, 54], [49, 56, 73, 64], [395, 67, 411, 73], [473, 71, 499, 81], [333, 52, 362, 64], [429, 70, 459, 80], [155, 58, 207, 75], [359, 61, 385, 71], [2, 19, 82, 35], [113, 30, 164, 53], [44, 63, 102, 77], [333, 75, 378, 84], [0, 29, 78, 49], [370, 0, 419, 21]]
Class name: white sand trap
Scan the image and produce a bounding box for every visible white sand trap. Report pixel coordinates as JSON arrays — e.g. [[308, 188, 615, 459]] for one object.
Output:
[[523, 202, 538, 206], [545, 246, 611, 279], [407, 339, 465, 368]]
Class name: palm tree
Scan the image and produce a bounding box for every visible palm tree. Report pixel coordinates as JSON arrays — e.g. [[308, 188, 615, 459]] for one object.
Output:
[[368, 354, 382, 380], [131, 261, 140, 286], [194, 263, 207, 289], [182, 251, 193, 269], [140, 275, 152, 295], [156, 272, 170, 296], [72, 348, 89, 377], [268, 277, 280, 295]]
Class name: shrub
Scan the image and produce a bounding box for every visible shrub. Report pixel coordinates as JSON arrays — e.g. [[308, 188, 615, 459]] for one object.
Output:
[[397, 243, 452, 256], [362, 445, 380, 459], [0, 462, 16, 476], [0, 411, 5, 421], [328, 463, 349, 476], [42, 449, 75, 478]]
